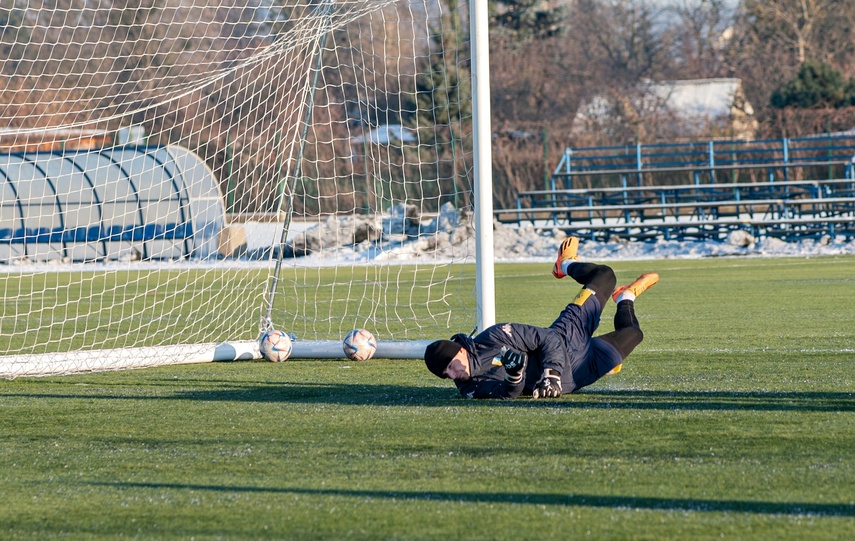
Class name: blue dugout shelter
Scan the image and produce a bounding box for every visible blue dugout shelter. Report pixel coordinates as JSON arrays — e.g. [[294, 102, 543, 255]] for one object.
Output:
[[0, 145, 225, 262]]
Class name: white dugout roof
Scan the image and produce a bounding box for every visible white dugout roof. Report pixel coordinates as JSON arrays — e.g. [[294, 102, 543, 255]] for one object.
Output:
[[0, 145, 225, 263]]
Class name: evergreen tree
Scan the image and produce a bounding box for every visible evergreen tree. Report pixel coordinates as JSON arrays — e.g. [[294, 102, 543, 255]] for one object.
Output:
[[413, 3, 471, 144], [490, 0, 566, 40], [770, 61, 854, 108]]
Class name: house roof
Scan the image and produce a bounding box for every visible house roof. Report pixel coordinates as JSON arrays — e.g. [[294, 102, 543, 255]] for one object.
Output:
[[651, 78, 752, 118], [350, 124, 417, 145], [576, 78, 753, 122]]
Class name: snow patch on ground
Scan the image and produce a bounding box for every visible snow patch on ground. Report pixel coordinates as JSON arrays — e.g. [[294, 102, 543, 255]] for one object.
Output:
[[255, 202, 855, 264], [4, 203, 854, 273]]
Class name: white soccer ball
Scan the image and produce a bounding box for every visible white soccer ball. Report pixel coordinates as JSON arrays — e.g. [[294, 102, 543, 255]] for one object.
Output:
[[259, 330, 293, 362], [342, 329, 377, 361]]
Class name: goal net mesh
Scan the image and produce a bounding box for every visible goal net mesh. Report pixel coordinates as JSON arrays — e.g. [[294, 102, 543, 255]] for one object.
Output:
[[0, 0, 477, 376]]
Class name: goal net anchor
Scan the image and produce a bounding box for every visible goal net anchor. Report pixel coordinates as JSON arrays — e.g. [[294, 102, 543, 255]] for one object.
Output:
[[0, 340, 432, 379]]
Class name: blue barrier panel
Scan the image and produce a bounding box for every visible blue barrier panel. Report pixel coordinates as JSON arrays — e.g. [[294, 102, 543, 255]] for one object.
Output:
[[143, 224, 159, 240], [104, 225, 124, 241], [164, 222, 192, 239], [3, 223, 196, 244], [130, 225, 145, 241], [60, 227, 88, 243], [35, 228, 52, 243]]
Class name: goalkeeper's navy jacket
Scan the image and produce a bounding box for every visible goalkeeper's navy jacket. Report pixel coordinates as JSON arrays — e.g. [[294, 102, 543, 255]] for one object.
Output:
[[449, 321, 573, 400]]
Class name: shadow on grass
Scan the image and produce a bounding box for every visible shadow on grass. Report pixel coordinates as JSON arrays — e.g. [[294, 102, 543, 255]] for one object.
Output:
[[91, 481, 855, 517], [6, 382, 855, 411]]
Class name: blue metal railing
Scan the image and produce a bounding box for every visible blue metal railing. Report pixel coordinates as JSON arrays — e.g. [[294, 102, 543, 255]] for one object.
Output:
[[553, 135, 855, 187]]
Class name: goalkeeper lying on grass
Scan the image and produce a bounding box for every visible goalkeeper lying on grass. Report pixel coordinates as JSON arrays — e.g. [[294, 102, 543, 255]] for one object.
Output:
[[423, 237, 659, 400]]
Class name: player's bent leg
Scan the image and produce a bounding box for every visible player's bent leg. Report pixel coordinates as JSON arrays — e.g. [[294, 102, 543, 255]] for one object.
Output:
[[549, 263, 617, 342], [606, 364, 622, 375], [598, 300, 644, 361], [598, 326, 644, 360], [586, 336, 633, 383], [565, 262, 616, 308], [550, 238, 618, 307], [551, 236, 579, 279], [598, 275, 658, 379], [612, 272, 660, 303], [614, 297, 641, 333]]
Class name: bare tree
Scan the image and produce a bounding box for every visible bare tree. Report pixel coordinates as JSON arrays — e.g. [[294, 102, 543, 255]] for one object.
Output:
[[740, 0, 835, 64], [663, 0, 735, 79], [569, 0, 671, 87], [490, 35, 586, 124], [727, 0, 855, 131]]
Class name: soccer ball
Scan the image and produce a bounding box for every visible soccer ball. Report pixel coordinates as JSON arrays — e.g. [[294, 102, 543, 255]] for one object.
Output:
[[259, 330, 293, 362], [342, 329, 377, 361]]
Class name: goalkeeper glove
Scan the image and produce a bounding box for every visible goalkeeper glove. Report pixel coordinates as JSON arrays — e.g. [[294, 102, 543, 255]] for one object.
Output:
[[532, 368, 562, 399], [499, 346, 527, 384]]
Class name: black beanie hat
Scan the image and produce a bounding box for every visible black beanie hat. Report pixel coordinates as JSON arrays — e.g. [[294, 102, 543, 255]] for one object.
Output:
[[424, 340, 462, 378]]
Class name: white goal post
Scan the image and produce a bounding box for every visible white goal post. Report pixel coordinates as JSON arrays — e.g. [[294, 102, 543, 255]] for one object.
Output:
[[0, 0, 494, 377]]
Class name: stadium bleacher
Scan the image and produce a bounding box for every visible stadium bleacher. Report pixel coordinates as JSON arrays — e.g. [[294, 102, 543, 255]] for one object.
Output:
[[494, 136, 855, 241]]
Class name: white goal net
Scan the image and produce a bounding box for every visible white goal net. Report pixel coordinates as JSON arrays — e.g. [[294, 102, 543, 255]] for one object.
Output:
[[0, 0, 480, 377]]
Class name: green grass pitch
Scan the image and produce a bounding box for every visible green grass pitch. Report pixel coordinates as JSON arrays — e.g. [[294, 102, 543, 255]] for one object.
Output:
[[1, 256, 854, 540]]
